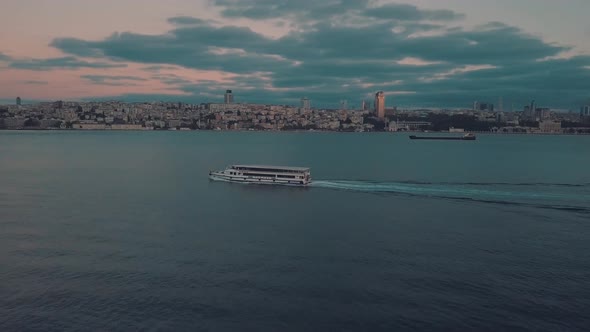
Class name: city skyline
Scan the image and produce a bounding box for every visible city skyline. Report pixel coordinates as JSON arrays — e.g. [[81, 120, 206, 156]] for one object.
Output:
[[1, 0, 590, 108]]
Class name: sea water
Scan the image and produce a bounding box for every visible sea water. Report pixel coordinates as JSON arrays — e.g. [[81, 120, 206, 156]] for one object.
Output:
[[1, 131, 589, 331]]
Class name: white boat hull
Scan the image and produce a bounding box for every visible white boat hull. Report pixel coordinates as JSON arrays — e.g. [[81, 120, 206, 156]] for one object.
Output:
[[209, 171, 310, 187]]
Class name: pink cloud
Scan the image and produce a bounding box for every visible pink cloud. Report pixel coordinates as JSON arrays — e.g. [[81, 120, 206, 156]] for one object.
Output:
[[0, 62, 236, 100]]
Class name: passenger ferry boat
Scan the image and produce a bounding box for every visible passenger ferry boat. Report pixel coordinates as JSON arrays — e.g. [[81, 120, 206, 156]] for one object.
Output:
[[209, 165, 312, 186]]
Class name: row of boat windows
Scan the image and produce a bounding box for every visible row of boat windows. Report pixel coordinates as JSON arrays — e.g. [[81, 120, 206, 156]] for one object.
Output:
[[233, 168, 306, 174], [228, 172, 300, 179]]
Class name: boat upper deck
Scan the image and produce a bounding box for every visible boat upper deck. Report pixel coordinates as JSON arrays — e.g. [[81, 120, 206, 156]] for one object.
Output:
[[231, 165, 310, 173]]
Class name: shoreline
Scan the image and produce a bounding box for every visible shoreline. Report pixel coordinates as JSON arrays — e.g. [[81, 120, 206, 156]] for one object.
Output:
[[1, 128, 589, 136]]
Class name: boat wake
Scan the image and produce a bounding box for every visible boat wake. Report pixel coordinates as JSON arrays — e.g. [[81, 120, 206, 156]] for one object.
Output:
[[310, 180, 590, 213]]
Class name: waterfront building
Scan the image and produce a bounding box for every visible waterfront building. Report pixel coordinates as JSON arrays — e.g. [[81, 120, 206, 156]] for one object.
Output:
[[3, 117, 26, 128], [581, 105, 590, 117], [374, 91, 385, 119], [111, 124, 144, 130], [16, 97, 21, 106], [538, 121, 562, 133], [74, 123, 107, 130], [224, 90, 234, 104]]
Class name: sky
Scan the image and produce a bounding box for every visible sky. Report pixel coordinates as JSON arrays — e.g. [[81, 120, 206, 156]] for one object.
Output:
[[1, 0, 590, 109]]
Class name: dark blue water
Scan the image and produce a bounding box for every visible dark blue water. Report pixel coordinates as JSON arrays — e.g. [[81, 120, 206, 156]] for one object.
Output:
[[1, 131, 590, 331]]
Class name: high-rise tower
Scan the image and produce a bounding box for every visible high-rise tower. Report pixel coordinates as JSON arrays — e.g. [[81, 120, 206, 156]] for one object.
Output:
[[374, 91, 385, 119], [300, 97, 310, 110], [224, 90, 234, 104]]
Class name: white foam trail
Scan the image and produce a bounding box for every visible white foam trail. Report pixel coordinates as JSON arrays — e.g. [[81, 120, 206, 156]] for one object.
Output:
[[310, 180, 589, 202]]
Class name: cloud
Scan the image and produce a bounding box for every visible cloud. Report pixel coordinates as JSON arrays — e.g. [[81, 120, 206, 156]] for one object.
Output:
[[213, 0, 465, 28], [10, 56, 127, 70], [22, 80, 49, 85], [25, 1, 590, 108], [152, 73, 194, 85], [167, 16, 208, 25], [142, 65, 181, 72], [52, 27, 294, 75], [0, 52, 11, 61], [81, 74, 146, 86], [82, 75, 147, 82], [364, 3, 465, 21], [214, 0, 370, 21], [49, 39, 104, 57]]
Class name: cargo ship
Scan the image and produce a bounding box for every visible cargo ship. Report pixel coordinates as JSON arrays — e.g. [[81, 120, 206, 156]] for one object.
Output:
[[409, 133, 476, 140]]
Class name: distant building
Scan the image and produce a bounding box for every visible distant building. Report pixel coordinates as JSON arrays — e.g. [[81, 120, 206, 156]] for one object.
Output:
[[374, 91, 385, 119], [473, 101, 494, 112], [340, 100, 348, 111], [16, 97, 21, 106], [3, 117, 26, 128], [523, 100, 543, 120], [535, 107, 551, 121], [209, 103, 231, 112], [300, 97, 310, 110], [523, 105, 531, 118], [538, 121, 561, 133], [361, 100, 370, 111], [224, 90, 234, 104], [581, 106, 590, 125], [385, 107, 397, 117], [524, 100, 537, 119], [111, 124, 144, 130], [73, 123, 107, 130]]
